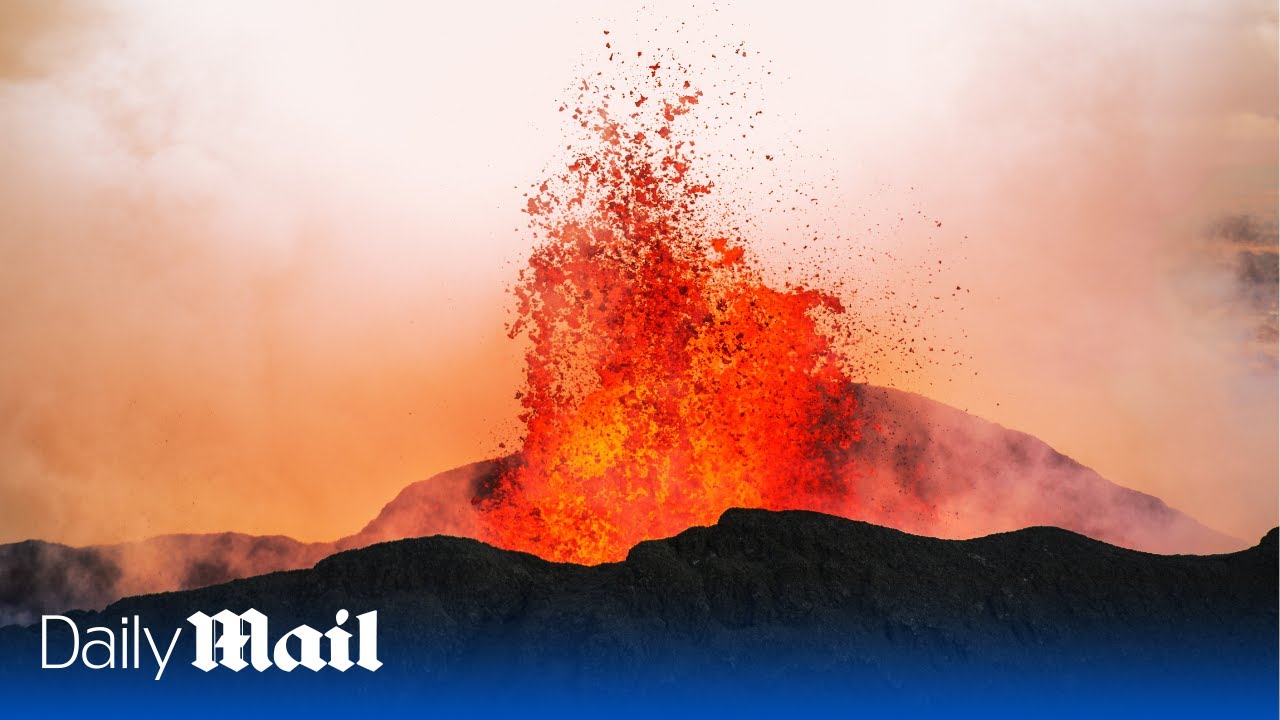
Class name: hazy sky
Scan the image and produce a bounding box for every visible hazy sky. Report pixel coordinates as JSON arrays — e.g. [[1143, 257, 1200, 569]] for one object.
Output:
[[0, 0, 1275, 545]]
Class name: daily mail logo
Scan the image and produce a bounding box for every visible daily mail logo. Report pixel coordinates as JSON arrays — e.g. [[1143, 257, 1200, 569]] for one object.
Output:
[[40, 609, 381, 680]]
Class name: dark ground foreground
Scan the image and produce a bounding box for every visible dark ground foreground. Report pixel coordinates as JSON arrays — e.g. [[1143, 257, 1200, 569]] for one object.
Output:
[[0, 509, 1275, 718]]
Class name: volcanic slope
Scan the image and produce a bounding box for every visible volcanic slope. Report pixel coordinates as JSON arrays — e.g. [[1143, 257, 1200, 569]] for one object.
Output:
[[0, 384, 1244, 625]]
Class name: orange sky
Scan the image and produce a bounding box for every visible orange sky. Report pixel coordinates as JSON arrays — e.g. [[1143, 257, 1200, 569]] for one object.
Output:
[[0, 0, 1275, 546]]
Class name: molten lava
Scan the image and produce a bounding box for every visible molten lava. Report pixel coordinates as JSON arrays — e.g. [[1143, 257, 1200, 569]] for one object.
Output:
[[473, 61, 943, 564]]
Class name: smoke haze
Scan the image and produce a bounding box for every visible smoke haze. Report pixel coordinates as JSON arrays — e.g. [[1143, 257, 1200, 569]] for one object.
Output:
[[0, 0, 1274, 545]]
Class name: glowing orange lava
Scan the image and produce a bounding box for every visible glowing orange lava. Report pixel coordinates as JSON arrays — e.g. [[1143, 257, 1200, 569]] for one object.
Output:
[[476, 65, 933, 564]]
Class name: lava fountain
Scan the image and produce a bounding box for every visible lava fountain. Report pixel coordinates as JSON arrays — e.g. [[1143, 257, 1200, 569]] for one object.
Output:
[[476, 63, 935, 564]]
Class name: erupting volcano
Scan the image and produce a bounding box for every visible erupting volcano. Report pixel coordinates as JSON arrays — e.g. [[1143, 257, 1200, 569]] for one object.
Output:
[[0, 43, 1246, 628], [470, 60, 964, 563], [477, 86, 870, 564], [466, 49, 1242, 565]]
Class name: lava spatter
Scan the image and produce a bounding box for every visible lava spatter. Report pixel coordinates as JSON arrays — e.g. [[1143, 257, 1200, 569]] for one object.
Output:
[[475, 54, 938, 564]]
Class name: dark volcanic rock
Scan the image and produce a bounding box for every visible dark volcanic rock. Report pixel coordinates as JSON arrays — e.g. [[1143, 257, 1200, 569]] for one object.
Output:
[[0, 541, 123, 627], [2, 509, 1273, 689], [0, 534, 332, 627]]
